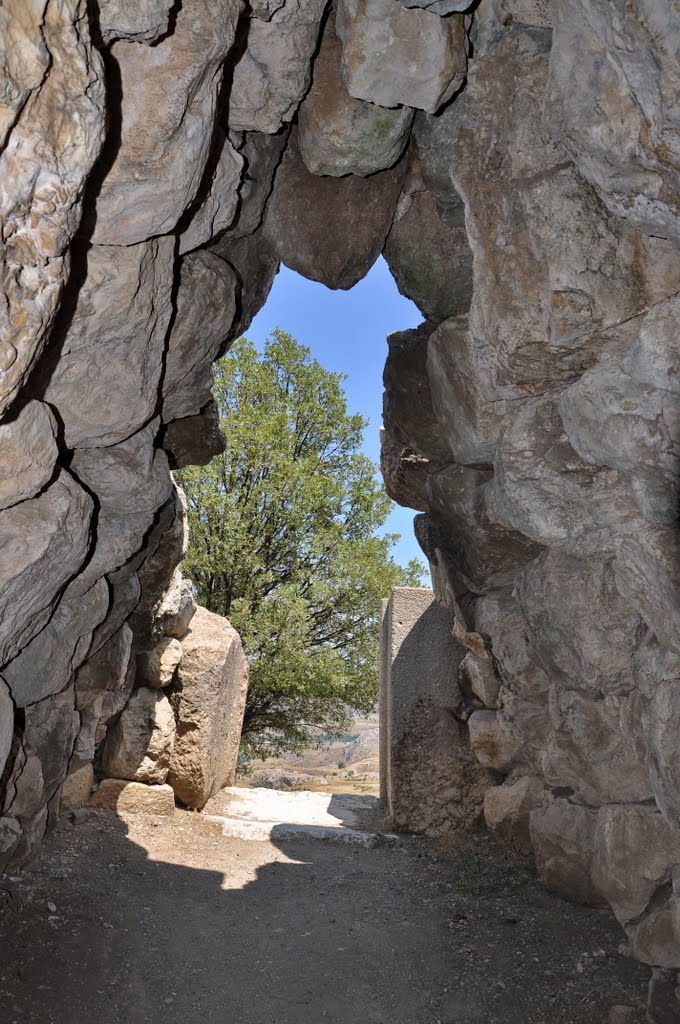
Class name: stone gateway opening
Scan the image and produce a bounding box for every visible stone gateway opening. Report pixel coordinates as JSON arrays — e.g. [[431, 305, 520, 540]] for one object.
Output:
[[0, 0, 679, 1020]]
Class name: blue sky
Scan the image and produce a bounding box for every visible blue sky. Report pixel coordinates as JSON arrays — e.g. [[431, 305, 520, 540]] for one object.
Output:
[[245, 256, 425, 570]]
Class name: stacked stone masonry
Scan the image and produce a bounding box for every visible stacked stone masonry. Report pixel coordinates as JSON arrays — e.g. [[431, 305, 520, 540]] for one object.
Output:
[[0, 0, 678, 1009]]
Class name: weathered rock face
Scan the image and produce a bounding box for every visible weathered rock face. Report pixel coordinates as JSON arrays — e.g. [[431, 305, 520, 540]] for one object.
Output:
[[92, 0, 243, 245], [0, 0, 679, 1003]]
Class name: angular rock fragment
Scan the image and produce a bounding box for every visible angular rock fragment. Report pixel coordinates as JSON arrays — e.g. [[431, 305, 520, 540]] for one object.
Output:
[[384, 177, 472, 323], [383, 322, 449, 462], [229, 0, 329, 133], [178, 129, 244, 254], [298, 13, 414, 177], [483, 775, 550, 855], [70, 420, 173, 588], [74, 624, 135, 765], [214, 229, 281, 336], [154, 571, 197, 641], [427, 316, 512, 466], [59, 764, 95, 814], [628, 884, 680, 970], [3, 688, 80, 825], [336, 0, 467, 114], [542, 689, 653, 806], [530, 800, 604, 907], [3, 578, 109, 708], [468, 710, 521, 773], [592, 805, 680, 926], [379, 428, 429, 512], [162, 403, 227, 470], [219, 130, 289, 242], [459, 652, 500, 709]]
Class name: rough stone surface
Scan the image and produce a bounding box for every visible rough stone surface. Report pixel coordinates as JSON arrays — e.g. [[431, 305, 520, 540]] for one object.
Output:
[[384, 171, 473, 324], [102, 688, 176, 785], [0, 677, 14, 785], [167, 607, 249, 809], [400, 0, 471, 11], [229, 0, 329, 134], [92, 0, 241, 244], [0, 401, 58, 511], [59, 764, 95, 815], [483, 776, 550, 856], [153, 572, 197, 640], [336, 0, 467, 114], [0, 0, 105, 416], [162, 252, 238, 424], [2, 578, 109, 708], [548, 0, 680, 245], [459, 651, 500, 709], [90, 780, 175, 817], [97, 0, 175, 44], [530, 801, 605, 908], [41, 238, 175, 449], [468, 710, 522, 774], [136, 638, 183, 689], [298, 13, 414, 177], [264, 129, 407, 289], [162, 402, 227, 470], [178, 130, 244, 254], [381, 588, 495, 836], [0, 472, 93, 668]]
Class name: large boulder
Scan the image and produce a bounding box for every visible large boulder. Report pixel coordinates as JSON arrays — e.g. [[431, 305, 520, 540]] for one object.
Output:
[[228, 0, 329, 134], [167, 607, 249, 809], [298, 12, 414, 177], [336, 0, 467, 114], [101, 688, 176, 785], [264, 129, 407, 289]]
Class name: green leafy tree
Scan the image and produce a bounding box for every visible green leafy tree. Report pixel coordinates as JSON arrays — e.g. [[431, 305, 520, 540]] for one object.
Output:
[[177, 329, 424, 758]]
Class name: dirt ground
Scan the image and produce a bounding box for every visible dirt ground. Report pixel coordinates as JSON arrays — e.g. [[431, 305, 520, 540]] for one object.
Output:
[[0, 804, 651, 1024]]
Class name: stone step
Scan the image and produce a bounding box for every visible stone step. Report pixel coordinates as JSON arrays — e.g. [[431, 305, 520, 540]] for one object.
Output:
[[204, 814, 396, 847]]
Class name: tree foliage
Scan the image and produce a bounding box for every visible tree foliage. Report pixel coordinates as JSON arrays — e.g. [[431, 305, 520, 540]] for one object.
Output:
[[178, 329, 424, 757]]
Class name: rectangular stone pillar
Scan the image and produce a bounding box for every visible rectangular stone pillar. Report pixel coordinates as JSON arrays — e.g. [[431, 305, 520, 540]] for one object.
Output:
[[379, 587, 491, 836]]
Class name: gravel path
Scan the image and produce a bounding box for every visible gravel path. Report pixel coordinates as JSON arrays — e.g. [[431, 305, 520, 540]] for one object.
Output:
[[0, 805, 650, 1024]]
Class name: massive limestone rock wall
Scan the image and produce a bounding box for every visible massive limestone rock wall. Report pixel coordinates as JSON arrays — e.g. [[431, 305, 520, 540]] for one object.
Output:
[[0, 0, 678, 1000]]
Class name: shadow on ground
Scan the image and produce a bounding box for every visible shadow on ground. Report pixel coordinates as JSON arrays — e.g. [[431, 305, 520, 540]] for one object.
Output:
[[0, 805, 651, 1024]]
